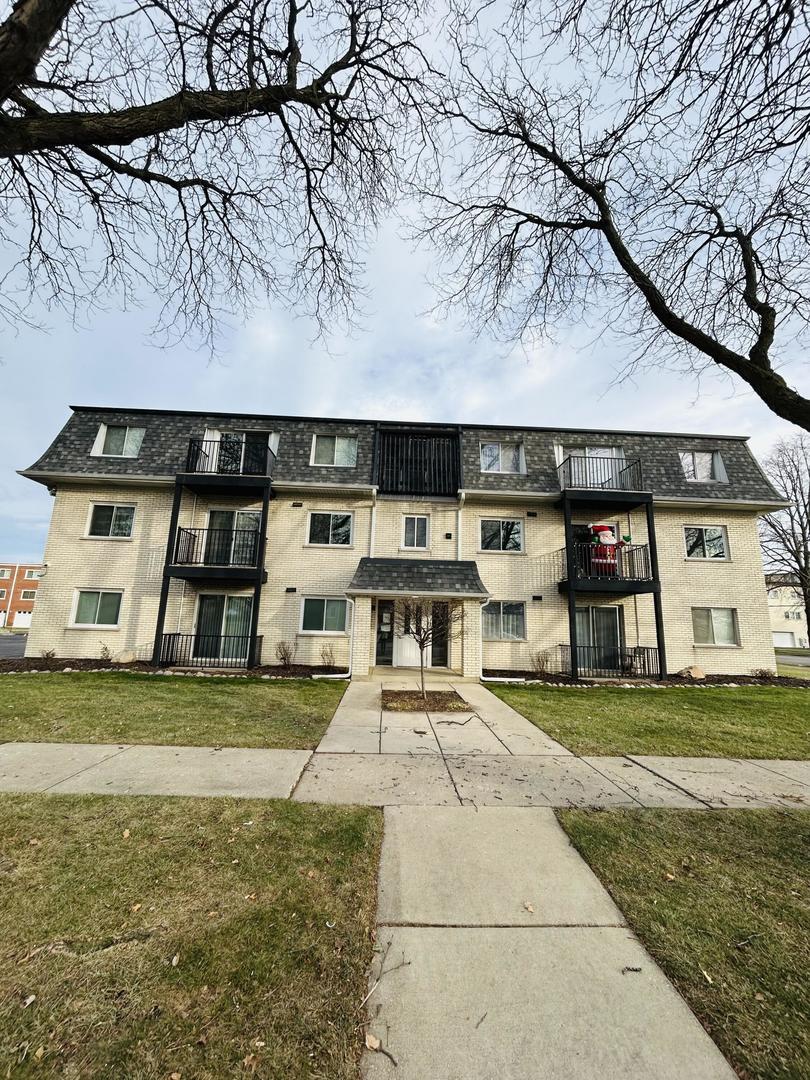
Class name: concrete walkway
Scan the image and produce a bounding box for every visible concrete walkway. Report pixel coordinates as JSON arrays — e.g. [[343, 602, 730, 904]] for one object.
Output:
[[363, 805, 736, 1078]]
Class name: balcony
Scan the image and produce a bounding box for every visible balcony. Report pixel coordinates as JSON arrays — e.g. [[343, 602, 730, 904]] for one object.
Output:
[[179, 436, 275, 494], [166, 527, 262, 583], [554, 543, 657, 594], [558, 643, 661, 679], [557, 455, 648, 509], [376, 428, 460, 497], [158, 632, 263, 669]]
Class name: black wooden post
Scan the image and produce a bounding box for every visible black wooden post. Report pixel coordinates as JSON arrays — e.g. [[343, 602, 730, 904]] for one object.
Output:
[[151, 481, 184, 665], [645, 500, 668, 680], [247, 481, 272, 668], [563, 496, 579, 681]]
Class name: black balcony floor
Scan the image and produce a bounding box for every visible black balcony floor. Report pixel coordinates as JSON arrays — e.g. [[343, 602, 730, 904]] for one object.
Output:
[[166, 565, 266, 583], [558, 577, 659, 595]]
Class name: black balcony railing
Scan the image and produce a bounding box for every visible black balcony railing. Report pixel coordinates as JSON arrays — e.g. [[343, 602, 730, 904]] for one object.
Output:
[[186, 437, 275, 477], [158, 633, 263, 668], [558, 455, 643, 491], [174, 527, 260, 568], [570, 542, 652, 581], [559, 643, 660, 679], [376, 429, 460, 496]]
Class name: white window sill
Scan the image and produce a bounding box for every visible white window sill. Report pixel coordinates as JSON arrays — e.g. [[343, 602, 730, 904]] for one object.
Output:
[[304, 543, 354, 550], [82, 535, 134, 542], [483, 638, 528, 643], [400, 547, 430, 553], [66, 625, 121, 631], [692, 643, 742, 649], [477, 549, 526, 555], [684, 557, 731, 563], [90, 453, 141, 460], [480, 470, 527, 476], [297, 630, 348, 637], [308, 463, 357, 469]]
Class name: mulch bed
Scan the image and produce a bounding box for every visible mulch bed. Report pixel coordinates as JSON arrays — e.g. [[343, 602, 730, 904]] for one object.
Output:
[[381, 689, 472, 712], [482, 668, 810, 688], [0, 657, 345, 678]]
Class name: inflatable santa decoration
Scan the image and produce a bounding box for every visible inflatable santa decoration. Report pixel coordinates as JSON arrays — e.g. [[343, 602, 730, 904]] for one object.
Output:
[[589, 523, 628, 576]]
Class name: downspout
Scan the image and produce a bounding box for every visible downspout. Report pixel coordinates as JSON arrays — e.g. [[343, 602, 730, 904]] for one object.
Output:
[[313, 597, 355, 680], [456, 491, 465, 561], [369, 488, 377, 557]]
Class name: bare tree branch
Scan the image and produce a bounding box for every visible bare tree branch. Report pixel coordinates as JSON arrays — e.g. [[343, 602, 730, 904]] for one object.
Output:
[[760, 433, 810, 631]]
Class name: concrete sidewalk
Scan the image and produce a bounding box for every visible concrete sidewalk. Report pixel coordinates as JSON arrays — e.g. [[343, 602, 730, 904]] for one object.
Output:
[[363, 806, 736, 1079]]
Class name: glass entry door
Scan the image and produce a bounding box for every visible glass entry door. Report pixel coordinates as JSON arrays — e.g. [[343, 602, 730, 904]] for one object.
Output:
[[205, 510, 261, 566], [194, 595, 253, 660]]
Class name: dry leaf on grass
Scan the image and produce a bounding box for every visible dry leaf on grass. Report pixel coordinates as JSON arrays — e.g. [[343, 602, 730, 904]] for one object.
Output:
[[171, 953, 180, 968], [122, 829, 130, 839], [700, 967, 714, 984], [22, 994, 36, 1008]]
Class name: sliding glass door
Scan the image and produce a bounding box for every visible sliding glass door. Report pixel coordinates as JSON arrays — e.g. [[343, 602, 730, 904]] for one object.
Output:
[[204, 510, 261, 566], [193, 595, 253, 660], [575, 606, 622, 673]]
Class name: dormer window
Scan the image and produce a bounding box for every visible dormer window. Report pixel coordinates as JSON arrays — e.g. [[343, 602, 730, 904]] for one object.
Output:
[[679, 450, 727, 483], [311, 434, 358, 467], [92, 423, 145, 458], [480, 441, 525, 474]]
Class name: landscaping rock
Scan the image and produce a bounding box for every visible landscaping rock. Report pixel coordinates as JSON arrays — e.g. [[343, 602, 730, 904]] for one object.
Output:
[[675, 665, 706, 680]]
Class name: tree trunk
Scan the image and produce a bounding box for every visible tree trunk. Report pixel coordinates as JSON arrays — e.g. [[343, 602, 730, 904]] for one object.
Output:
[[419, 646, 426, 701]]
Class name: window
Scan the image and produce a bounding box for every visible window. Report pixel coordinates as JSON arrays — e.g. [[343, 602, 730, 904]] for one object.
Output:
[[691, 607, 739, 645], [480, 518, 523, 552], [402, 514, 429, 549], [24, 569, 40, 579], [72, 590, 122, 627], [482, 601, 526, 640], [87, 504, 135, 538], [308, 512, 353, 546], [301, 597, 348, 633], [0, 569, 9, 578], [679, 450, 726, 482], [684, 526, 728, 560], [0, 589, 6, 599], [311, 434, 358, 467], [480, 442, 524, 473], [21, 590, 36, 601], [93, 424, 146, 458]]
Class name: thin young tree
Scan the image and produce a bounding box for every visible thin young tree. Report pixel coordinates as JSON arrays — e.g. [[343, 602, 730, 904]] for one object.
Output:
[[0, 0, 430, 343], [395, 598, 464, 700], [760, 434, 810, 633], [425, 0, 810, 430]]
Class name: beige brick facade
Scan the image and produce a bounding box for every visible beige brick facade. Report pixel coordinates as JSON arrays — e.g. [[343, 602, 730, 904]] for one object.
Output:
[[26, 480, 777, 677]]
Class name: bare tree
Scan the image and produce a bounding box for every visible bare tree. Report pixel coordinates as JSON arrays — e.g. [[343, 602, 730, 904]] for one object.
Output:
[[395, 598, 464, 700], [0, 0, 430, 344], [424, 0, 810, 430], [760, 434, 810, 632]]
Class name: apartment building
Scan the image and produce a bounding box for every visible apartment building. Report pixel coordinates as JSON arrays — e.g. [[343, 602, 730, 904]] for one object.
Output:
[[766, 575, 809, 649], [0, 561, 43, 629], [20, 407, 786, 678]]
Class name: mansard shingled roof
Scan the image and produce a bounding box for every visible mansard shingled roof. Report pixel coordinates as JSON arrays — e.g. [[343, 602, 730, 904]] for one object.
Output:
[[21, 405, 786, 505], [347, 558, 489, 597]]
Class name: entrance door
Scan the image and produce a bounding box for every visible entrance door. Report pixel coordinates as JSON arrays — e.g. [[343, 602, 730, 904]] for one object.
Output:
[[394, 603, 426, 668], [375, 600, 394, 666], [431, 602, 449, 667], [193, 594, 253, 661], [575, 606, 621, 674]]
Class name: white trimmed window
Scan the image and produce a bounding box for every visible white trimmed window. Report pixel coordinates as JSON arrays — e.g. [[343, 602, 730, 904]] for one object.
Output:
[[0, 569, 10, 578], [307, 511, 353, 546], [679, 450, 727, 482], [87, 504, 136, 538], [311, 434, 358, 467], [21, 590, 36, 601], [24, 569, 40, 579], [480, 518, 524, 552], [402, 514, 429, 549], [684, 526, 728, 560], [480, 442, 525, 474], [691, 607, 739, 646], [482, 601, 526, 640], [301, 597, 348, 633], [0, 589, 6, 599], [92, 424, 146, 458], [71, 590, 123, 627]]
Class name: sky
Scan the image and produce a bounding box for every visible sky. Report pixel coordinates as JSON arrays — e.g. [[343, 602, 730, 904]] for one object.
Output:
[[1, 216, 806, 563]]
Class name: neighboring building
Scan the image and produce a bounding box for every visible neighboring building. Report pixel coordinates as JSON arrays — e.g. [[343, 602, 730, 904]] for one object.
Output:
[[0, 561, 43, 629], [766, 574, 809, 649], [19, 407, 786, 678]]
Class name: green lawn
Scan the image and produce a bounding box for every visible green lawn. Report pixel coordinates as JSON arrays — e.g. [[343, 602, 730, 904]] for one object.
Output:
[[778, 663, 810, 679], [0, 793, 381, 1079], [493, 684, 810, 758], [558, 809, 810, 1080], [0, 673, 346, 749]]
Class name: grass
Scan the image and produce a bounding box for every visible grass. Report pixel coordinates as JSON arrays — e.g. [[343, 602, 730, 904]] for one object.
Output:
[[558, 808, 810, 1080], [0, 793, 382, 1079], [777, 664, 810, 679], [492, 684, 810, 758], [774, 647, 810, 657], [0, 673, 347, 748]]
